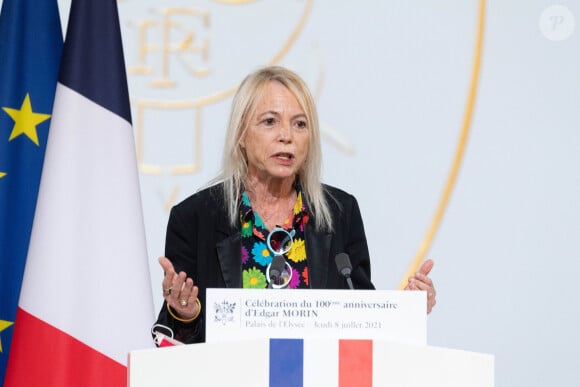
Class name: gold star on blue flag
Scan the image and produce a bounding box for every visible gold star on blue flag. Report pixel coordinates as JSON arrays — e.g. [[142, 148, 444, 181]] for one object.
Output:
[[0, 0, 62, 383]]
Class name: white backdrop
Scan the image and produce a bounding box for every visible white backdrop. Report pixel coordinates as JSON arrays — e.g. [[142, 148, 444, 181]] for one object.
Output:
[[34, 0, 580, 385]]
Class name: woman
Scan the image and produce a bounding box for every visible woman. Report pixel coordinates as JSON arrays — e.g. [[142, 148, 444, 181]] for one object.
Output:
[[154, 66, 436, 344]]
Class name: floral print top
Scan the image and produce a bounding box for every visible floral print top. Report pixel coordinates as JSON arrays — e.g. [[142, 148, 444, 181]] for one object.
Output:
[[240, 189, 310, 289]]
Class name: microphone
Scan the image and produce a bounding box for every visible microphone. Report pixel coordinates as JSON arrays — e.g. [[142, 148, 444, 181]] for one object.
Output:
[[268, 255, 286, 288], [335, 253, 354, 290]]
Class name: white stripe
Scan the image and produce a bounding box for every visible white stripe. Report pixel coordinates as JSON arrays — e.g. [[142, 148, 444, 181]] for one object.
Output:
[[21, 83, 155, 364], [304, 339, 338, 386]]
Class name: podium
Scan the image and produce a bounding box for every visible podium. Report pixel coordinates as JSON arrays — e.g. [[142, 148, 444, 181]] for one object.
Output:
[[130, 290, 493, 386], [128, 338, 493, 386]]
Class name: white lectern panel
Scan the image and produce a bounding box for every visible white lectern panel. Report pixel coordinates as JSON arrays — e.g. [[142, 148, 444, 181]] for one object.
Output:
[[129, 339, 493, 387]]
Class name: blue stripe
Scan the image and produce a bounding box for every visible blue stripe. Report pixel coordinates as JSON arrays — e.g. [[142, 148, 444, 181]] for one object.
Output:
[[269, 338, 304, 387], [58, 0, 131, 123]]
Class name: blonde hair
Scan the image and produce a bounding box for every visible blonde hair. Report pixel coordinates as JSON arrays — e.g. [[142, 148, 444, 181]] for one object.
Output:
[[216, 66, 333, 231]]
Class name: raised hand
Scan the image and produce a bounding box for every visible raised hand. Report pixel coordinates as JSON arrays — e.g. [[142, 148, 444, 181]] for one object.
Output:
[[405, 259, 436, 314], [159, 256, 200, 321]]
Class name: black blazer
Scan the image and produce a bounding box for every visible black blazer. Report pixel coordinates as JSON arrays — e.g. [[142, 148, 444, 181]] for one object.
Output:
[[154, 182, 374, 343]]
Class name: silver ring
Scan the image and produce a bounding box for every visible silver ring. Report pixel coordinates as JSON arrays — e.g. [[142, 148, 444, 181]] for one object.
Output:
[[163, 287, 172, 295]]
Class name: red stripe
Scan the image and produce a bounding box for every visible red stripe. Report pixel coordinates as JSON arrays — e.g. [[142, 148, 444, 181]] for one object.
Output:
[[5, 308, 126, 387], [339, 339, 373, 387]]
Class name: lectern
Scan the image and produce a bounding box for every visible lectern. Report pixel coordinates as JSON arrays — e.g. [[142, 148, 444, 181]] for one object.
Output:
[[128, 338, 493, 386], [130, 289, 493, 386]]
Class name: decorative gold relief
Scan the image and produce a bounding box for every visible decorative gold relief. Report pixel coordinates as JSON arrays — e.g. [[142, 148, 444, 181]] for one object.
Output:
[[127, 20, 158, 76], [398, 0, 486, 289], [150, 7, 211, 88], [135, 99, 202, 175]]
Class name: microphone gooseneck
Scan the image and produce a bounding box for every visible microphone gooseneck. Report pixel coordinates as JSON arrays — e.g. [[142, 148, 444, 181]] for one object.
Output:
[[335, 252, 354, 290]]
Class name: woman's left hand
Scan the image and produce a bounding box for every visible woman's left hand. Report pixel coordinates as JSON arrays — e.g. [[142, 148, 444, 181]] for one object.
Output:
[[405, 259, 436, 314]]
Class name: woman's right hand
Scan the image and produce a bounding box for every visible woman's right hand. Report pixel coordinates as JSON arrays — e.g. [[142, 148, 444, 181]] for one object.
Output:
[[159, 256, 200, 320]]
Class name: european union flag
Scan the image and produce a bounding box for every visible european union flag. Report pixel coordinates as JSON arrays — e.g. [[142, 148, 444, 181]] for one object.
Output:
[[0, 0, 62, 382]]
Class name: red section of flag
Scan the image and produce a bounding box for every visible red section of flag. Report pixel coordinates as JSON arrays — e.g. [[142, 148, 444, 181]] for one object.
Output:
[[4, 308, 126, 387], [339, 339, 373, 387]]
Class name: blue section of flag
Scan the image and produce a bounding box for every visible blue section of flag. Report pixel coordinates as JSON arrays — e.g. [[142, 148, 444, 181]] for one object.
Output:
[[269, 338, 304, 387], [58, 0, 131, 123], [0, 0, 63, 383]]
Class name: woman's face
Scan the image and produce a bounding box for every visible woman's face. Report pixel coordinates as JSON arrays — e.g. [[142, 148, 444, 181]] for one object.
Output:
[[241, 81, 309, 183]]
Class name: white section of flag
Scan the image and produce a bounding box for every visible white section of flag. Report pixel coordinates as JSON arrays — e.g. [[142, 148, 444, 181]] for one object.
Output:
[[303, 339, 338, 386], [19, 83, 155, 365]]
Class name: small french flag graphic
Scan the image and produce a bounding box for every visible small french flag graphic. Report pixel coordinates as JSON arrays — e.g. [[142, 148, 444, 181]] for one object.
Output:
[[270, 338, 372, 387]]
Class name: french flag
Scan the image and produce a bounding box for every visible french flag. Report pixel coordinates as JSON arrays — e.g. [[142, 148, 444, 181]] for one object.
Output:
[[4, 1, 155, 386], [269, 338, 373, 387]]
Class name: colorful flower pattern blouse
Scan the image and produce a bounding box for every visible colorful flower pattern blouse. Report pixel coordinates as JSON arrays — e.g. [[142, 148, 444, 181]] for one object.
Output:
[[240, 189, 310, 289]]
